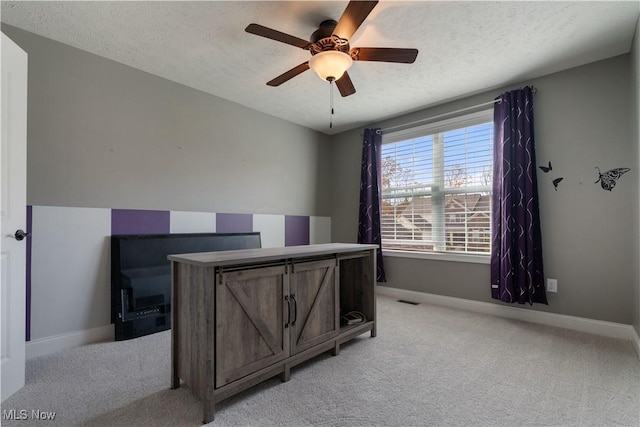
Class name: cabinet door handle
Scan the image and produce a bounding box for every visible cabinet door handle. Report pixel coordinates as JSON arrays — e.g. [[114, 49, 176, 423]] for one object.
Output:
[[290, 294, 297, 326], [284, 295, 290, 328]]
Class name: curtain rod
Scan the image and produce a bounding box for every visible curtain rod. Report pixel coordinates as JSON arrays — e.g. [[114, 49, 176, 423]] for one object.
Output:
[[380, 86, 537, 134]]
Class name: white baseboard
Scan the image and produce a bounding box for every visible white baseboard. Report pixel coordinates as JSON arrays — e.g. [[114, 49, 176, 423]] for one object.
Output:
[[26, 324, 114, 360], [376, 286, 639, 354]]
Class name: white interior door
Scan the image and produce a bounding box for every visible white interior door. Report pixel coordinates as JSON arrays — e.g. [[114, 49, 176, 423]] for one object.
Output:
[[1, 32, 28, 402]]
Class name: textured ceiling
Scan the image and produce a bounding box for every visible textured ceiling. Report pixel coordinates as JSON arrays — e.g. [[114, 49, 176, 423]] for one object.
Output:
[[2, 1, 639, 135]]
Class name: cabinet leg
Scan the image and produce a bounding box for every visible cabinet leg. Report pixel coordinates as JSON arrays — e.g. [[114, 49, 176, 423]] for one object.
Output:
[[331, 342, 340, 356], [171, 330, 179, 387], [203, 399, 215, 424], [202, 360, 215, 423], [281, 364, 290, 382], [371, 322, 377, 338], [171, 268, 180, 389], [171, 365, 180, 389]]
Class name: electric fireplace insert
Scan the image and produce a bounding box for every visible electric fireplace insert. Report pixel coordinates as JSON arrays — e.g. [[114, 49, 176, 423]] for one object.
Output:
[[111, 232, 261, 340]]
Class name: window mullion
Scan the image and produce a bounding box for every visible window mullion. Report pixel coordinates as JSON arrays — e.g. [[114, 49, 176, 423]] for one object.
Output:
[[432, 133, 445, 251], [464, 128, 469, 252]]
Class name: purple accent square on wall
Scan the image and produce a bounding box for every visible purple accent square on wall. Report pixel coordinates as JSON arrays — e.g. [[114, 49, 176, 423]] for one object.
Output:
[[285, 215, 310, 246], [111, 209, 170, 235], [216, 213, 253, 233]]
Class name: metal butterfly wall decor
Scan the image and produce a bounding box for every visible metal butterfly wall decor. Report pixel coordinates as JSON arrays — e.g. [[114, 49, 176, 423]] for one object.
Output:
[[539, 161, 564, 191], [594, 167, 630, 191], [539, 161, 552, 173], [552, 177, 563, 191]]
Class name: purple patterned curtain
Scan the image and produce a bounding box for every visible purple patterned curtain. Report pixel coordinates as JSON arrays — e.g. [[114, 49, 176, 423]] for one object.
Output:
[[358, 128, 386, 282], [491, 87, 547, 305]]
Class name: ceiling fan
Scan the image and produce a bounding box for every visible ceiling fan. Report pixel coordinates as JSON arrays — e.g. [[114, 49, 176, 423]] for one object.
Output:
[[245, 0, 418, 97]]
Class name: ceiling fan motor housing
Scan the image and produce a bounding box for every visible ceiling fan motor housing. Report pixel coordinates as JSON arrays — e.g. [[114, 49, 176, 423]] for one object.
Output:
[[309, 20, 350, 55], [310, 20, 337, 42]]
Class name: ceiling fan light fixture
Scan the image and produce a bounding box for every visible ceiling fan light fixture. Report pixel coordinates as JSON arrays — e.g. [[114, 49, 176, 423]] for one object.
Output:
[[308, 50, 353, 82]]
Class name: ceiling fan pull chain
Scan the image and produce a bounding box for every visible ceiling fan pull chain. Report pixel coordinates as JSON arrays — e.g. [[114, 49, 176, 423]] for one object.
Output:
[[329, 79, 334, 129]]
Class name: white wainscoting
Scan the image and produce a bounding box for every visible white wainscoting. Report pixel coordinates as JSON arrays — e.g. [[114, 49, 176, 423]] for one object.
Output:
[[253, 214, 285, 248], [30, 206, 111, 341], [169, 211, 216, 233]]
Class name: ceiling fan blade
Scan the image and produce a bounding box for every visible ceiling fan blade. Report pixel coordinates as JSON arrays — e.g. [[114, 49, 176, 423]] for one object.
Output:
[[336, 72, 356, 97], [332, 1, 378, 41], [350, 47, 418, 63], [245, 23, 310, 49], [267, 62, 310, 86]]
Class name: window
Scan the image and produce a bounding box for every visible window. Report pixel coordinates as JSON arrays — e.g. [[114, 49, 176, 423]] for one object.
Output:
[[381, 110, 493, 256]]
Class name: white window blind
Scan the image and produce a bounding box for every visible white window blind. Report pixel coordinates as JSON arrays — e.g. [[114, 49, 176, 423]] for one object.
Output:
[[381, 110, 494, 255]]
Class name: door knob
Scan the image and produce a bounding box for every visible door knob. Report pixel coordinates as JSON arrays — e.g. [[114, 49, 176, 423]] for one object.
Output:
[[14, 229, 30, 241]]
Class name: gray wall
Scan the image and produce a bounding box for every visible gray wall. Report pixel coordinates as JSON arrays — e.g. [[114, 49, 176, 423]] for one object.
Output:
[[632, 17, 640, 338], [331, 54, 637, 325], [2, 25, 332, 217]]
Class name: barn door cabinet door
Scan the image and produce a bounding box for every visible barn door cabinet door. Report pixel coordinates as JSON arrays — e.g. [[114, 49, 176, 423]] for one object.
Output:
[[215, 265, 289, 388], [289, 259, 339, 354]]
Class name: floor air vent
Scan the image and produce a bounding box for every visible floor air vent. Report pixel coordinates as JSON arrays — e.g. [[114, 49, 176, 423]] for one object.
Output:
[[397, 299, 419, 305]]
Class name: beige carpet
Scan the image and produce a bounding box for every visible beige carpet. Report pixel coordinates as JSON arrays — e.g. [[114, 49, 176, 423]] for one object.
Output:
[[2, 295, 639, 426]]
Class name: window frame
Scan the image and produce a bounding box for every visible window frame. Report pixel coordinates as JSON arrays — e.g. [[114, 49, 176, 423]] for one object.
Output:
[[380, 109, 494, 263]]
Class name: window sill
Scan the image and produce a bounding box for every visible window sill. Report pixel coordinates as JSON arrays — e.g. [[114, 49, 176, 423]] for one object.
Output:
[[382, 249, 490, 264]]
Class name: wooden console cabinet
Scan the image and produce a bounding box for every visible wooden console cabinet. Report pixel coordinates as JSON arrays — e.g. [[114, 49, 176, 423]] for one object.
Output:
[[168, 243, 377, 423]]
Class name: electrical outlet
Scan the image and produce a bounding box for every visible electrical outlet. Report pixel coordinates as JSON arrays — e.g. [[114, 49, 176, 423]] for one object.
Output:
[[546, 278, 557, 293]]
